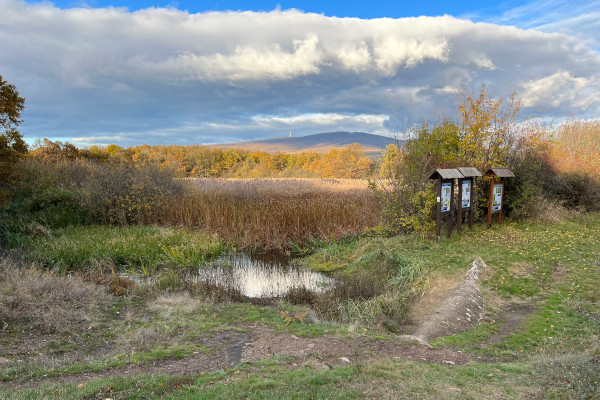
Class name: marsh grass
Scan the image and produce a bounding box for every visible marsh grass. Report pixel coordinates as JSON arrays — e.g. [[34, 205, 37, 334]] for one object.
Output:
[[161, 178, 381, 249], [5, 225, 228, 273], [296, 242, 429, 329], [6, 160, 381, 250]]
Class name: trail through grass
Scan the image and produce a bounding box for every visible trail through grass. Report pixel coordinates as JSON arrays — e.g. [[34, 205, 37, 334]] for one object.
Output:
[[1, 214, 599, 399]]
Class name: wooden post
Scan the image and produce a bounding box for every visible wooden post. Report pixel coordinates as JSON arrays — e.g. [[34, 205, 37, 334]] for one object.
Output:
[[436, 176, 441, 243], [487, 176, 495, 228], [468, 179, 474, 230], [484, 167, 514, 228], [498, 178, 505, 223], [457, 178, 463, 234], [447, 179, 454, 238], [430, 169, 470, 242]]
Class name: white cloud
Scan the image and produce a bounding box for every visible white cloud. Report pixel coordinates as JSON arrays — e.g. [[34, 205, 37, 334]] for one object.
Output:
[[334, 41, 371, 72], [1, 0, 599, 146], [521, 70, 600, 110], [252, 113, 388, 126], [153, 34, 323, 81], [374, 38, 449, 75]]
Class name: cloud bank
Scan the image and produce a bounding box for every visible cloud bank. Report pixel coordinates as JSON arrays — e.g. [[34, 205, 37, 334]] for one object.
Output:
[[1, 0, 599, 146]]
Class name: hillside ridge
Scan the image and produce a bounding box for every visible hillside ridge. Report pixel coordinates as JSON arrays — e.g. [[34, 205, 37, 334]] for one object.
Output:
[[210, 131, 402, 154]]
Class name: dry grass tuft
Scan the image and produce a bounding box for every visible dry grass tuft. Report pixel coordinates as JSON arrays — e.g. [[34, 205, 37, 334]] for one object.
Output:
[[148, 293, 202, 315], [161, 178, 381, 249], [0, 256, 114, 333], [520, 196, 581, 223]]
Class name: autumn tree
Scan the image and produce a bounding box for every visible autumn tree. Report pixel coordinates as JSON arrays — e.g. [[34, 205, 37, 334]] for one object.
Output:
[[319, 143, 374, 178], [455, 83, 521, 169], [30, 138, 83, 162], [0, 75, 27, 206]]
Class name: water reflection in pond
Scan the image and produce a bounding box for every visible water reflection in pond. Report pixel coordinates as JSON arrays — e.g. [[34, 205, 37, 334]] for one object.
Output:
[[197, 252, 331, 298]]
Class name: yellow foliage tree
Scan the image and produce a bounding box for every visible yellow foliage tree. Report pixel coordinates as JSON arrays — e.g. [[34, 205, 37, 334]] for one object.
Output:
[[455, 84, 521, 169]]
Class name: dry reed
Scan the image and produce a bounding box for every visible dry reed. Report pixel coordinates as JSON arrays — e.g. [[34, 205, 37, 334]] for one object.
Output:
[[161, 178, 381, 249]]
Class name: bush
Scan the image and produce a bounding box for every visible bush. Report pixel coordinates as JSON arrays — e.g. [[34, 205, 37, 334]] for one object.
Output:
[[8, 159, 184, 226], [505, 140, 600, 219], [79, 162, 183, 225]]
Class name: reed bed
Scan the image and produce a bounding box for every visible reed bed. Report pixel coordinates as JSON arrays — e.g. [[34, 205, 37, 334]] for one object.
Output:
[[162, 178, 381, 249]]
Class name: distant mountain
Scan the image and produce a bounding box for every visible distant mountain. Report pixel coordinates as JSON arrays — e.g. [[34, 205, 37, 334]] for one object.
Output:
[[211, 132, 403, 155]]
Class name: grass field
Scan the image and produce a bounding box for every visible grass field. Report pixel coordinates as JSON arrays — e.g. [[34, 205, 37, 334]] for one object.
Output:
[[1, 213, 598, 399]]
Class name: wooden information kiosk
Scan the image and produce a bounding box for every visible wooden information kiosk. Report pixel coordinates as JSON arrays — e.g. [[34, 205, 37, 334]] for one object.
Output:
[[484, 167, 515, 228], [429, 168, 462, 243], [456, 167, 482, 233]]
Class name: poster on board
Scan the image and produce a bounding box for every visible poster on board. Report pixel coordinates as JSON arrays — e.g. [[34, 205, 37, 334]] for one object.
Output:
[[461, 180, 471, 208], [441, 182, 452, 212], [492, 184, 503, 211]]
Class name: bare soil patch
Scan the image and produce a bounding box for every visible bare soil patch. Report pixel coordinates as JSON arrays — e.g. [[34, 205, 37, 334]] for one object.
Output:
[[242, 325, 491, 366], [2, 325, 493, 390], [485, 305, 535, 344]]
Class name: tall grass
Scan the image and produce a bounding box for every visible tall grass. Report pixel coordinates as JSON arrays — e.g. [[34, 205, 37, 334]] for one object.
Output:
[[296, 240, 429, 329], [5, 160, 380, 250], [3, 225, 227, 274], [552, 119, 600, 176], [161, 178, 381, 249]]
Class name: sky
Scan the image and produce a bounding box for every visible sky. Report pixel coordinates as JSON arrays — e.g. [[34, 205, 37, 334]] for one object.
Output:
[[1, 0, 599, 147]]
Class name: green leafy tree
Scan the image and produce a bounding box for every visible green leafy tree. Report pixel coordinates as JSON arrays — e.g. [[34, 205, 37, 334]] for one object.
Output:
[[0, 75, 27, 206]]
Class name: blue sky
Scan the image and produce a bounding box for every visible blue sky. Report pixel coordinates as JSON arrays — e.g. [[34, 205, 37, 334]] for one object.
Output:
[[47, 0, 517, 19], [1, 0, 599, 147]]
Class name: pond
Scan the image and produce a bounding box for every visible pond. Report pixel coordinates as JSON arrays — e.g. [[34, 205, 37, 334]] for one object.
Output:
[[117, 252, 332, 299], [196, 252, 332, 298]]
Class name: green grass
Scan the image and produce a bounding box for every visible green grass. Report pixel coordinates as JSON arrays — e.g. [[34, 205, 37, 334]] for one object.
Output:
[[2, 213, 599, 399], [2, 224, 228, 273], [306, 213, 600, 358], [0, 359, 539, 400], [306, 214, 600, 279]]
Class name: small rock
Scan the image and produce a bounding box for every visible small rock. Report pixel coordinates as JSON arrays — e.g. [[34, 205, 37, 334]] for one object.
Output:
[[443, 360, 455, 365], [339, 357, 351, 363]]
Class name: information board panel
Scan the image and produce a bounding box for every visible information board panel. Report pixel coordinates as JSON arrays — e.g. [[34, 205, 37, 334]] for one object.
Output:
[[461, 180, 471, 208], [492, 184, 503, 211], [441, 182, 452, 212]]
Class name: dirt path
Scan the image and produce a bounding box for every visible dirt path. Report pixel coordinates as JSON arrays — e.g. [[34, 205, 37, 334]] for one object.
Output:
[[3, 325, 492, 390], [484, 305, 535, 344], [410, 257, 487, 342]]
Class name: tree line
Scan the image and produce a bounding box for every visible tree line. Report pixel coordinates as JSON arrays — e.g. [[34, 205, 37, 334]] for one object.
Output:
[[28, 139, 376, 179]]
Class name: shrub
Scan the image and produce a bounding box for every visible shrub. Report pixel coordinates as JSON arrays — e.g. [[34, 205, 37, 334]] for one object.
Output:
[[373, 86, 600, 228], [79, 162, 183, 225], [9, 159, 184, 226]]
